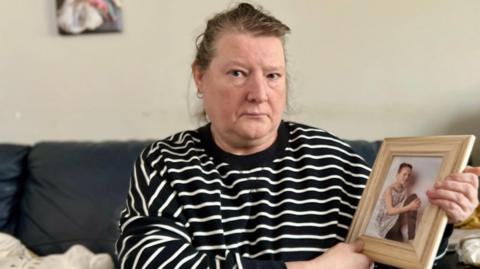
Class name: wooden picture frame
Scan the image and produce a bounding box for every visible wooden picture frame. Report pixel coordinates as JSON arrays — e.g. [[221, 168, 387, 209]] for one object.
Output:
[[346, 135, 475, 269]]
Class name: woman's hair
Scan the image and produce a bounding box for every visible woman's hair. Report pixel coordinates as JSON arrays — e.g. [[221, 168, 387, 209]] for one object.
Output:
[[397, 162, 413, 173], [193, 2, 291, 71]]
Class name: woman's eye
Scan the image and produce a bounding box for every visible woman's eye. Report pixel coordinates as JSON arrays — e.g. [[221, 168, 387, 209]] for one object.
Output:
[[267, 73, 281, 80], [229, 70, 244, 78]]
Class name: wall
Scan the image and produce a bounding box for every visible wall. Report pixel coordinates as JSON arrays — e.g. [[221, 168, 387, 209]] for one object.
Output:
[[1, 1, 479, 164]]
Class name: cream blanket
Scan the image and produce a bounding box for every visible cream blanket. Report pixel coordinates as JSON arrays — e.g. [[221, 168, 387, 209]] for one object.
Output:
[[0, 233, 114, 269]]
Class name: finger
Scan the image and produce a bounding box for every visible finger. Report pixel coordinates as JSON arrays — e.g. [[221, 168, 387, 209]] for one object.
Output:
[[429, 198, 468, 224], [434, 179, 477, 204], [444, 173, 479, 190], [464, 166, 480, 176], [350, 240, 364, 253], [427, 188, 471, 213]]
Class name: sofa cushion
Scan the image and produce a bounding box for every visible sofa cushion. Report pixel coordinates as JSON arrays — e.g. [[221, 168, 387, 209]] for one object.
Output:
[[15, 141, 150, 258], [0, 144, 30, 233], [345, 139, 382, 168]]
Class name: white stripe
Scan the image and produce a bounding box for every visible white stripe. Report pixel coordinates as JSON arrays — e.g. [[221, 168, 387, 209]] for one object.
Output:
[[173, 206, 183, 218], [148, 180, 166, 208], [159, 244, 189, 268], [149, 224, 192, 243], [186, 209, 354, 228], [120, 235, 176, 269], [221, 208, 347, 224], [192, 253, 206, 269], [273, 154, 370, 171], [435, 245, 448, 260], [177, 132, 200, 144], [118, 230, 159, 258], [133, 165, 148, 215], [197, 234, 343, 251], [149, 170, 158, 181], [188, 214, 222, 223], [216, 162, 229, 169], [127, 189, 140, 216], [289, 134, 350, 148], [223, 221, 339, 236], [222, 186, 361, 200], [141, 246, 165, 269], [118, 235, 134, 259], [173, 174, 364, 190], [217, 163, 368, 180], [157, 191, 177, 215], [181, 187, 361, 210], [193, 220, 339, 237], [133, 241, 165, 269], [178, 189, 221, 197], [168, 159, 368, 180], [175, 252, 198, 269], [169, 165, 218, 175], [140, 155, 151, 185], [160, 165, 167, 177], [244, 247, 326, 259], [235, 253, 244, 269], [120, 215, 142, 232], [193, 228, 225, 237], [219, 197, 355, 211], [289, 126, 327, 135], [286, 144, 364, 161], [156, 139, 196, 151], [165, 154, 212, 165], [184, 201, 221, 210], [152, 154, 162, 167], [161, 147, 204, 158]]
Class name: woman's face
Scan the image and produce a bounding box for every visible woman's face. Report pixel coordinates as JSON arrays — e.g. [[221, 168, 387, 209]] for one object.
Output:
[[396, 167, 412, 186], [193, 32, 287, 152]]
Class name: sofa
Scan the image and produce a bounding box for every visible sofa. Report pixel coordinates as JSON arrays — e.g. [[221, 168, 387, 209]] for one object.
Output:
[[1, 139, 461, 268]]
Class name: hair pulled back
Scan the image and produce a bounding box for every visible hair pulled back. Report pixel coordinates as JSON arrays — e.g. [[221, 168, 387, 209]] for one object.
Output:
[[193, 2, 290, 71]]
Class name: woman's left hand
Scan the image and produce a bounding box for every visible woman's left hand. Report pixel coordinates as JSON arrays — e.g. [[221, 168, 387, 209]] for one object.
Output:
[[427, 166, 480, 224]]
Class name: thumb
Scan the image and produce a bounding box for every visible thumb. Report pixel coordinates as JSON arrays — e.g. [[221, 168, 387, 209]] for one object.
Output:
[[464, 166, 480, 176], [350, 240, 364, 253]]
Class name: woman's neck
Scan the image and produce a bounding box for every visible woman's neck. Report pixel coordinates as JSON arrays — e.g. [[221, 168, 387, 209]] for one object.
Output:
[[210, 126, 277, 156]]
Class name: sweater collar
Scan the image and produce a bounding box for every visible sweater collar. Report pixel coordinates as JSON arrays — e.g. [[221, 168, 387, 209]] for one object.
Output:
[[198, 121, 288, 168]]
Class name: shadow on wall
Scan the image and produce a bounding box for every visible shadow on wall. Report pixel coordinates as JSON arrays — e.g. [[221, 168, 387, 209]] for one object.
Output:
[[445, 109, 480, 166]]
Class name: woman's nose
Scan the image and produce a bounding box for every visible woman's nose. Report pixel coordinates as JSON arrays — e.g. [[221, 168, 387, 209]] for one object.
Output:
[[246, 73, 268, 103]]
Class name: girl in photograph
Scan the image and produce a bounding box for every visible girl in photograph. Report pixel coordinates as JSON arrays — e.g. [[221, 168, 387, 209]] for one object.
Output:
[[374, 163, 421, 239]]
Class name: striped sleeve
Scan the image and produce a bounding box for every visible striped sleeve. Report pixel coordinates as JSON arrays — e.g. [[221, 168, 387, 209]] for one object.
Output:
[[116, 143, 287, 269]]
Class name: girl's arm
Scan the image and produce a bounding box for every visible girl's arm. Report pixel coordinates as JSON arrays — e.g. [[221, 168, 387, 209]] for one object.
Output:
[[384, 187, 420, 216]]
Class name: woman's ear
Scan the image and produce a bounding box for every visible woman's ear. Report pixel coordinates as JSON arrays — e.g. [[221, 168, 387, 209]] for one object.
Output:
[[192, 63, 204, 91]]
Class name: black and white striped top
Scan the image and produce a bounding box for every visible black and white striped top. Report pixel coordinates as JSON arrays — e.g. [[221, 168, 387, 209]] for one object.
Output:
[[116, 121, 445, 268]]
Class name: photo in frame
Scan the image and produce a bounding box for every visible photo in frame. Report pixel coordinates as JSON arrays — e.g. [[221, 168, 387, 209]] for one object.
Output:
[[346, 135, 475, 269], [56, 0, 123, 35]]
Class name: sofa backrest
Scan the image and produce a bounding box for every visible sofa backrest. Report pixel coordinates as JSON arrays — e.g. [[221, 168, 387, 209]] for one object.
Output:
[[0, 144, 30, 233], [13, 141, 151, 258]]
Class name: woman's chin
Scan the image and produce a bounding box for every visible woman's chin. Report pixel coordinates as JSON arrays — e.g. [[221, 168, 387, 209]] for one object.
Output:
[[236, 124, 276, 143]]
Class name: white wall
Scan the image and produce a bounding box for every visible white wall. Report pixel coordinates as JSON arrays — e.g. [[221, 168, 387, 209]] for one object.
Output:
[[1, 1, 479, 164]]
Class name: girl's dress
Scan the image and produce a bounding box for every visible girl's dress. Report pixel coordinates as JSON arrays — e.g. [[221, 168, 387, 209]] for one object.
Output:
[[374, 185, 407, 238]]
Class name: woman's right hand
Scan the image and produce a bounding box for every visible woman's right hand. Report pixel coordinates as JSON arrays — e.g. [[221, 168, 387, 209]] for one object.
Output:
[[286, 241, 372, 269], [407, 198, 421, 211]]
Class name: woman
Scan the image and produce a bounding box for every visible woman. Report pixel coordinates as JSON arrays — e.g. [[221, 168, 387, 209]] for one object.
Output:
[[373, 163, 420, 240], [116, 3, 479, 269]]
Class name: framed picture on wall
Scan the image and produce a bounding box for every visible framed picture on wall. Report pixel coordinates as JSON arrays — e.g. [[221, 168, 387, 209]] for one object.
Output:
[[346, 135, 475, 269], [56, 0, 123, 35]]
